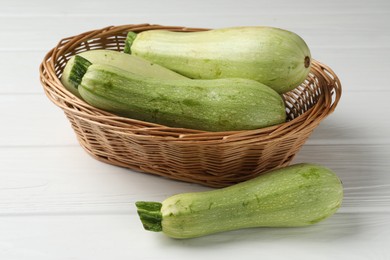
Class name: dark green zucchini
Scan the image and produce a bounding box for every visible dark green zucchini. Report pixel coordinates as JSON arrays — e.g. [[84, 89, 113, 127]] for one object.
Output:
[[71, 55, 286, 132]]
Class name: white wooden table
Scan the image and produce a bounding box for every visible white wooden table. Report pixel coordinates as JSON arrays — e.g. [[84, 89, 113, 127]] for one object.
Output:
[[1, 0, 389, 259]]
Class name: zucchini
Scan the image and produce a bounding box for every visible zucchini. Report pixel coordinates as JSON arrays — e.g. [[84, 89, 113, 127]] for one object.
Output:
[[136, 163, 343, 239], [125, 26, 312, 94], [72, 55, 286, 132], [61, 49, 188, 98]]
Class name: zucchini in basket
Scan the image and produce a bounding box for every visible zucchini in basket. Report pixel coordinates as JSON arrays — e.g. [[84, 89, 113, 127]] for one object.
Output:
[[124, 26, 312, 94], [61, 49, 188, 98], [70, 55, 286, 132], [136, 163, 343, 239]]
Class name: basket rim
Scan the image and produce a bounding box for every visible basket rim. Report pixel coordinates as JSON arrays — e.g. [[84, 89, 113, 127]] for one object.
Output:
[[39, 23, 342, 142]]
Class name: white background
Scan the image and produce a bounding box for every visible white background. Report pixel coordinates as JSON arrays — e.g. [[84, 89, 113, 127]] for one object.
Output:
[[1, 0, 389, 259]]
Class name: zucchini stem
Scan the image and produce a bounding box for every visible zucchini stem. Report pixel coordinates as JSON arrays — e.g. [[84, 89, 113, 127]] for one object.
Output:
[[68, 55, 92, 89], [135, 201, 163, 232], [124, 31, 137, 54]]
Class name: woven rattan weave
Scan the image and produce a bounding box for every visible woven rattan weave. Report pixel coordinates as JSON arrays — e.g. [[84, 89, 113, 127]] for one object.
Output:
[[39, 24, 341, 187]]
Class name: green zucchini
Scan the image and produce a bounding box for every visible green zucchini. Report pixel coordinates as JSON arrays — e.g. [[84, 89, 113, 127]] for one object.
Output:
[[61, 49, 188, 98], [136, 163, 343, 239], [125, 26, 312, 94], [72, 55, 286, 132]]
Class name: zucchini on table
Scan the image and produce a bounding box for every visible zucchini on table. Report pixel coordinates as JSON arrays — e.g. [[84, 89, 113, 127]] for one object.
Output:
[[136, 163, 343, 239], [125, 26, 312, 94], [69, 55, 286, 132]]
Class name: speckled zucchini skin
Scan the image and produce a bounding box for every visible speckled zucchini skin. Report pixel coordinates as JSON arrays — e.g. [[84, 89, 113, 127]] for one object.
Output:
[[61, 50, 187, 98], [78, 63, 286, 132], [137, 163, 343, 239], [126, 26, 312, 94]]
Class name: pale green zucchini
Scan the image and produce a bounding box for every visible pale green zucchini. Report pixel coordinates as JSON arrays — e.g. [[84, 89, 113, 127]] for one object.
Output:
[[136, 163, 343, 239], [125, 26, 312, 94], [61, 49, 188, 98], [71, 55, 286, 132]]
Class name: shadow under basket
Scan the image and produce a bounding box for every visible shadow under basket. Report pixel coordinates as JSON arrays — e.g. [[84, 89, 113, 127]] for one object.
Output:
[[39, 24, 342, 188]]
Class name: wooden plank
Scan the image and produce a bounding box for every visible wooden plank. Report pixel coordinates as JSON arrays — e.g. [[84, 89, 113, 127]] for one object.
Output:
[[311, 47, 390, 92], [305, 89, 390, 145], [0, 211, 388, 260], [1, 0, 389, 16], [0, 144, 389, 215], [1, 143, 389, 258], [0, 146, 210, 216], [0, 94, 78, 147], [0, 51, 46, 94], [0, 12, 389, 51]]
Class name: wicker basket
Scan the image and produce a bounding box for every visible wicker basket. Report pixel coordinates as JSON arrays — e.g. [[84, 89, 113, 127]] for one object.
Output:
[[39, 24, 341, 187]]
